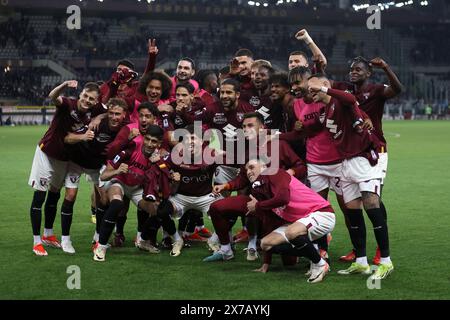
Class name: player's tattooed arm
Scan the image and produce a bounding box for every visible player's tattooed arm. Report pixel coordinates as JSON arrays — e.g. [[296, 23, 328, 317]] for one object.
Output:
[[64, 130, 95, 144], [100, 163, 128, 181], [295, 29, 328, 70], [370, 58, 404, 99], [48, 80, 78, 106]]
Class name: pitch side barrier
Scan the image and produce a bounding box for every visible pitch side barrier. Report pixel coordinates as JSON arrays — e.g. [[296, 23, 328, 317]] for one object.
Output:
[[0, 106, 55, 126]]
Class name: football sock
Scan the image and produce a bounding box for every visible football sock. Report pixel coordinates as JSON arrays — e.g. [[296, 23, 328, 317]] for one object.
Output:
[[209, 232, 219, 243], [366, 207, 390, 257], [380, 201, 387, 222], [356, 257, 369, 266], [141, 216, 158, 241], [30, 191, 46, 236], [115, 215, 127, 235], [248, 235, 258, 250], [61, 235, 70, 243], [44, 191, 60, 229], [96, 205, 107, 234], [289, 235, 321, 264], [380, 257, 392, 264], [61, 199, 75, 236], [136, 208, 148, 233], [314, 234, 328, 251], [178, 212, 189, 233], [33, 235, 42, 245], [172, 232, 181, 242], [345, 209, 367, 258], [314, 258, 326, 267], [44, 228, 54, 237], [99, 200, 123, 245], [220, 243, 232, 254], [93, 232, 99, 242], [156, 200, 176, 235]]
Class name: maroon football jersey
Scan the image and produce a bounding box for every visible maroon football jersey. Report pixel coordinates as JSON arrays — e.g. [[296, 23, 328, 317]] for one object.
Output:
[[67, 117, 124, 169], [178, 100, 255, 167], [227, 139, 307, 190], [171, 97, 206, 129], [162, 147, 223, 197], [39, 97, 104, 161], [333, 81, 387, 151], [324, 95, 376, 161]]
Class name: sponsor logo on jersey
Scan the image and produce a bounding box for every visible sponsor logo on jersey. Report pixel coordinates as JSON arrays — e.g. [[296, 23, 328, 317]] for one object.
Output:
[[363, 92, 370, 100], [249, 95, 261, 107], [69, 175, 79, 184], [96, 133, 112, 143], [213, 113, 227, 125], [181, 174, 210, 184]]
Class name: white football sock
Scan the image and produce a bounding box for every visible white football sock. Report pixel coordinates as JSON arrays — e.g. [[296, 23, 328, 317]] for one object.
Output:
[[44, 228, 53, 237], [220, 244, 232, 254], [356, 256, 369, 266], [313, 258, 326, 267], [61, 235, 71, 243], [380, 256, 392, 264], [172, 232, 181, 241], [195, 225, 205, 232], [209, 232, 219, 243], [162, 230, 169, 239], [136, 232, 142, 241], [93, 232, 99, 242], [33, 236, 42, 245], [248, 235, 257, 250]]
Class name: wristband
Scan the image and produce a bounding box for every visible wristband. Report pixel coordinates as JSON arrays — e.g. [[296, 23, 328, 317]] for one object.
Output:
[[320, 86, 328, 94]]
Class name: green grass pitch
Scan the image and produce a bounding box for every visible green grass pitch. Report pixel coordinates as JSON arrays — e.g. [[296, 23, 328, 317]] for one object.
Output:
[[0, 121, 449, 300]]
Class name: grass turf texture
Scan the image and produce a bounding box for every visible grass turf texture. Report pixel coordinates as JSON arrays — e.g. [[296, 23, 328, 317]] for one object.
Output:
[[0, 121, 449, 300]]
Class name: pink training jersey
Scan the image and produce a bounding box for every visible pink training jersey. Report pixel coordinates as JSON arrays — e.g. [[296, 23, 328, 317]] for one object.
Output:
[[273, 175, 333, 221], [293, 99, 342, 165], [250, 169, 333, 221], [109, 136, 147, 187]]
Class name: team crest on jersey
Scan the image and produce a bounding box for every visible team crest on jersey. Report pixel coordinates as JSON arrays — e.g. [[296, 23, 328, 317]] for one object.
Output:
[[213, 113, 227, 125], [252, 180, 262, 188], [249, 96, 261, 107], [39, 178, 48, 187], [363, 92, 370, 100], [174, 115, 184, 126], [236, 113, 244, 122]]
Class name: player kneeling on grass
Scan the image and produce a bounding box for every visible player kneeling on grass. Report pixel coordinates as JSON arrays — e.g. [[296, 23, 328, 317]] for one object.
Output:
[[205, 158, 335, 283], [93, 125, 179, 261]]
